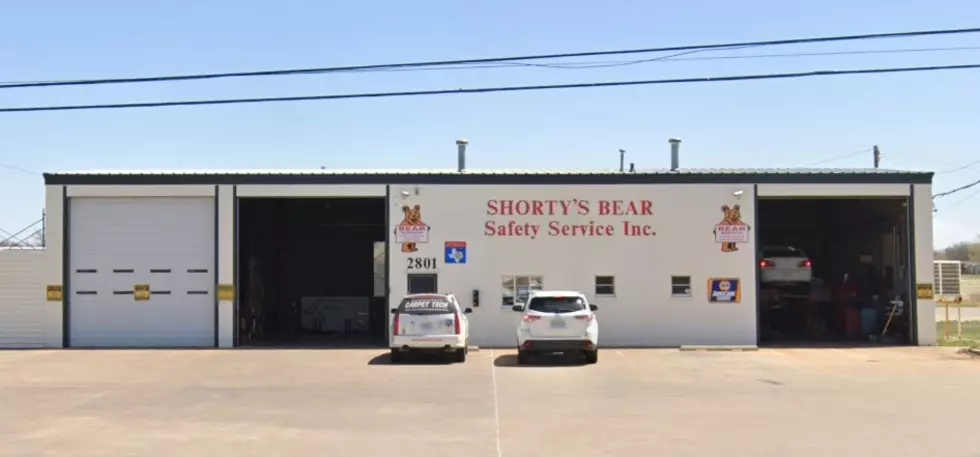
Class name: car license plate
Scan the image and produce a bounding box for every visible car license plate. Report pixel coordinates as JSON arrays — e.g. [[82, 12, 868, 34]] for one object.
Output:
[[550, 318, 566, 328]]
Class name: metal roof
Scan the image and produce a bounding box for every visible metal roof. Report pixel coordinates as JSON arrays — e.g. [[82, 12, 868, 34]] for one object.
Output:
[[42, 167, 933, 185]]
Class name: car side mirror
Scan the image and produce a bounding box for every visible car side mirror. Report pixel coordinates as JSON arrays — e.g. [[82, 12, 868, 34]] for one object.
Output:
[[464, 308, 473, 314], [390, 308, 398, 314], [589, 304, 598, 311], [511, 305, 524, 312]]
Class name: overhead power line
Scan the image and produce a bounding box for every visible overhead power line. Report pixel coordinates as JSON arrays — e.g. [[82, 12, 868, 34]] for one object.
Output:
[[936, 158, 980, 174], [0, 162, 41, 175], [939, 186, 980, 212], [933, 177, 980, 199], [808, 148, 872, 166], [2, 63, 977, 114], [2, 27, 980, 89], [5, 45, 977, 87]]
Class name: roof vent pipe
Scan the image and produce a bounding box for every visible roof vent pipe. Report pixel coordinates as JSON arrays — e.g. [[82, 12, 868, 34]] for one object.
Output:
[[669, 138, 681, 171], [619, 149, 626, 173], [456, 139, 468, 172]]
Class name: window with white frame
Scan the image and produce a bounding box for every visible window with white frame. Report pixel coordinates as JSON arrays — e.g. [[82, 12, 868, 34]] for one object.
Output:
[[501, 276, 544, 306], [595, 276, 615, 296], [671, 276, 692, 297]]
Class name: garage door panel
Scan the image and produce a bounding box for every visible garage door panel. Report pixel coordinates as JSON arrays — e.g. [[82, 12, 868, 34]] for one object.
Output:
[[69, 197, 215, 347]]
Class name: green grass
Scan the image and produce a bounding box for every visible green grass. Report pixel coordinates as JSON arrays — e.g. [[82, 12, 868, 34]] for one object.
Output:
[[936, 320, 980, 348]]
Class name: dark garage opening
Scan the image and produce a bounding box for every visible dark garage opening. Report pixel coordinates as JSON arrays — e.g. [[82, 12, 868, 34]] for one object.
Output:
[[238, 198, 387, 347], [757, 197, 913, 346]]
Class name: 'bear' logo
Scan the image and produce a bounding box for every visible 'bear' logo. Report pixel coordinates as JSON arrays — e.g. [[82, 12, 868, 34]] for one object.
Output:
[[714, 204, 750, 253], [394, 204, 430, 253]]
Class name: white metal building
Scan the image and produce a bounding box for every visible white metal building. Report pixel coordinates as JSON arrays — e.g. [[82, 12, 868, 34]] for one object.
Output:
[[0, 165, 938, 348]]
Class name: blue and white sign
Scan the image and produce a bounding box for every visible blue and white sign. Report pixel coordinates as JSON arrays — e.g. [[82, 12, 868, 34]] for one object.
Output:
[[444, 241, 467, 264]]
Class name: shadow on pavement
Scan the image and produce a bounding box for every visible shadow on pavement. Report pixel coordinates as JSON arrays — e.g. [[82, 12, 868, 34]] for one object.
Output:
[[493, 353, 587, 367], [367, 352, 456, 366]]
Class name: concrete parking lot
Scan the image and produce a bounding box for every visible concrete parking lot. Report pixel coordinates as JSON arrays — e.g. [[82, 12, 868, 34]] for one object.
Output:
[[1, 347, 978, 457]]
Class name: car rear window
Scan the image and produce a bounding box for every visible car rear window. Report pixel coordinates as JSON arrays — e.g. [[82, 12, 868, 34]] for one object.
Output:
[[397, 296, 456, 315], [527, 296, 587, 314], [762, 246, 806, 258]]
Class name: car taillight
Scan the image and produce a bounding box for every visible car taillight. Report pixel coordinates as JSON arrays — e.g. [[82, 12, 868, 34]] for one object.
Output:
[[454, 313, 461, 335], [522, 315, 542, 322], [799, 259, 812, 268], [392, 313, 400, 335], [575, 314, 594, 321], [760, 259, 775, 268]]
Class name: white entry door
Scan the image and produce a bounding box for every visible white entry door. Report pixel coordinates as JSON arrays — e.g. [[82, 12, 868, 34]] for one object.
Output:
[[69, 197, 215, 347]]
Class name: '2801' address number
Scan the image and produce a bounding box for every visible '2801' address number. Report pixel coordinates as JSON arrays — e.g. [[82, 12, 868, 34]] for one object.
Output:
[[407, 257, 438, 270]]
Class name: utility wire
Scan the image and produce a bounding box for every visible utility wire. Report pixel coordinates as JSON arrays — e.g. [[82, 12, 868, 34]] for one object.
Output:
[[808, 148, 872, 166], [0, 163, 41, 175], [2, 27, 980, 89], [493, 45, 980, 70], [936, 158, 980, 174], [8, 45, 976, 84], [933, 177, 980, 199], [2, 63, 978, 114], [939, 186, 980, 212]]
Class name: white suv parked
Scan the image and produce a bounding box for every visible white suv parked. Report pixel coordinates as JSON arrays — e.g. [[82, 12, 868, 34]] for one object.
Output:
[[390, 294, 472, 363], [511, 291, 599, 365]]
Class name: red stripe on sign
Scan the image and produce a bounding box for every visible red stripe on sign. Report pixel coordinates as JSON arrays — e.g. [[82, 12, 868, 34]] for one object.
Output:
[[445, 241, 466, 248]]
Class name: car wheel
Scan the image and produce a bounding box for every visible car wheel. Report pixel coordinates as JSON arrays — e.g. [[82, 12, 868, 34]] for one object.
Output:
[[390, 349, 404, 364], [454, 348, 467, 363], [517, 350, 531, 365], [584, 349, 598, 364]]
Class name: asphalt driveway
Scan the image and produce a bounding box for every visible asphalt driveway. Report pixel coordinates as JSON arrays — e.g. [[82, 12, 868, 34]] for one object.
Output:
[[0, 347, 977, 457]]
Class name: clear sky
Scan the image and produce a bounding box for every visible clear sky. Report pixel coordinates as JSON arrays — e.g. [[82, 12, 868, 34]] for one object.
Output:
[[1, 0, 977, 248]]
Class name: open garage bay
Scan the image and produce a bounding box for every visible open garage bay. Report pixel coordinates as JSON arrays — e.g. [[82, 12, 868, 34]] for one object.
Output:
[[1, 348, 977, 457]]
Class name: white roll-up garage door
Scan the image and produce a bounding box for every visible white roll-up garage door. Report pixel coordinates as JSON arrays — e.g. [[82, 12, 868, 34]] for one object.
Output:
[[69, 197, 215, 347]]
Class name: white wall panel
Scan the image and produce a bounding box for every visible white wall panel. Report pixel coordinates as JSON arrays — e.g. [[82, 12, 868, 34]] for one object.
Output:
[[757, 183, 910, 197], [913, 183, 936, 345], [44, 185, 65, 347], [388, 184, 759, 347], [236, 184, 385, 197], [68, 185, 214, 197], [217, 185, 235, 348]]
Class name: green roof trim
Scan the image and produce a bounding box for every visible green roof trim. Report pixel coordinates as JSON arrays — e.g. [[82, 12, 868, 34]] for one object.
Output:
[[42, 168, 933, 186]]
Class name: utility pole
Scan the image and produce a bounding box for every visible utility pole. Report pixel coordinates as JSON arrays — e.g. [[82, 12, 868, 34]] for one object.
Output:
[[873, 145, 882, 169]]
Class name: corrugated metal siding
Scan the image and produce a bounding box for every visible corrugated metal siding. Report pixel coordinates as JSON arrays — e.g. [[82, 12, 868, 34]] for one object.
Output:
[[0, 249, 47, 348]]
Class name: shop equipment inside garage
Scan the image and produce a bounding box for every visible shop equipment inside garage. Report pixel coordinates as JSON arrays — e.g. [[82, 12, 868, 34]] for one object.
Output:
[[757, 197, 913, 345], [238, 197, 388, 347]]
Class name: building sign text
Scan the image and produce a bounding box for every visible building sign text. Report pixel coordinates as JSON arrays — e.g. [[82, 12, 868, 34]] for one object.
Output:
[[485, 199, 656, 239]]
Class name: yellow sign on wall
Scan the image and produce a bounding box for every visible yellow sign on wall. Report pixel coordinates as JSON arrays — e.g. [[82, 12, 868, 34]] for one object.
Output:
[[217, 284, 235, 301], [134, 284, 151, 301], [916, 283, 934, 299], [46, 285, 63, 302]]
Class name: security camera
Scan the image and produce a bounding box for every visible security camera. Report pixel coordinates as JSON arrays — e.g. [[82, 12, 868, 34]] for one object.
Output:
[[733, 190, 744, 197], [400, 190, 410, 198]]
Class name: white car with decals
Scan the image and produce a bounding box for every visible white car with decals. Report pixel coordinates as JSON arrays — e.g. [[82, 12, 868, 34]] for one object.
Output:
[[390, 294, 472, 363], [511, 290, 599, 365]]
